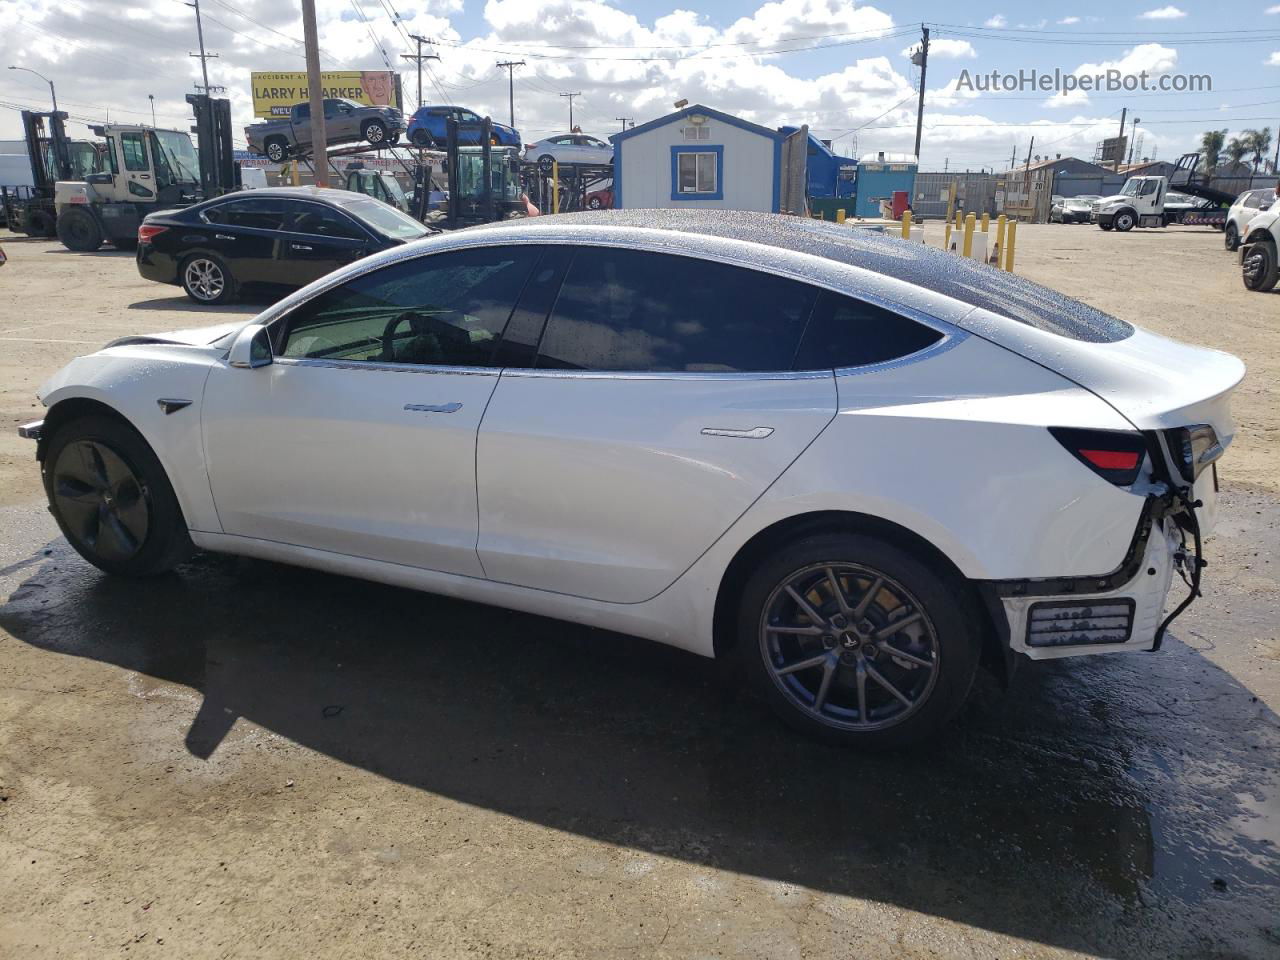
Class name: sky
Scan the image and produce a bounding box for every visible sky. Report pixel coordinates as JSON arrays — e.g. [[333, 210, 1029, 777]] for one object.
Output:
[[0, 0, 1278, 172]]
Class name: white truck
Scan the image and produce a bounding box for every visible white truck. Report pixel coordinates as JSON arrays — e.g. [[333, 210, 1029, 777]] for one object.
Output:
[[1092, 153, 1233, 232], [1240, 202, 1279, 292]]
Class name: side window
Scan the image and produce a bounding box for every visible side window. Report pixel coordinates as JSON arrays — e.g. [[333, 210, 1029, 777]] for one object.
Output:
[[288, 202, 366, 239], [294, 103, 310, 121], [1245, 191, 1263, 209], [536, 249, 817, 373], [104, 136, 119, 175], [792, 291, 943, 370], [279, 245, 542, 367], [204, 197, 287, 230], [121, 133, 149, 172]]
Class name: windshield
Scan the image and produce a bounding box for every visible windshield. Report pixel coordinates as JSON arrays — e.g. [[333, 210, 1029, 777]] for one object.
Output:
[[1120, 180, 1141, 197], [151, 130, 200, 183], [342, 197, 429, 240]]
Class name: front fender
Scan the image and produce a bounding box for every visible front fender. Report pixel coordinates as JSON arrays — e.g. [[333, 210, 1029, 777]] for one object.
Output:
[[39, 348, 223, 533]]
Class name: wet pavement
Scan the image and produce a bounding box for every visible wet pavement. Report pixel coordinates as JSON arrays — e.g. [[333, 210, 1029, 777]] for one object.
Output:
[[1, 487, 1277, 958]]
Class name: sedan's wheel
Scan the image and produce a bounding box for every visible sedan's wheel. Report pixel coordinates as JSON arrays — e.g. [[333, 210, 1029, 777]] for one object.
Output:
[[1242, 240, 1279, 292], [537, 153, 556, 174], [737, 533, 980, 749], [587, 195, 603, 209], [43, 415, 193, 577], [1224, 223, 1240, 252], [181, 254, 236, 304]]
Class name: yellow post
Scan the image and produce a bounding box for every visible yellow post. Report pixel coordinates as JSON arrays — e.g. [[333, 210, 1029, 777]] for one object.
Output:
[[981, 212, 990, 233], [900, 207, 912, 239], [290, 160, 300, 187], [1004, 219, 1017, 273], [836, 207, 846, 224], [962, 213, 976, 258], [943, 182, 956, 250], [954, 207, 963, 236], [994, 214, 1007, 268], [552, 160, 559, 214]]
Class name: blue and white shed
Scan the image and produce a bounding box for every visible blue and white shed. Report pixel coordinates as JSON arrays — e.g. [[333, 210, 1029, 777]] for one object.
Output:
[[610, 104, 783, 212]]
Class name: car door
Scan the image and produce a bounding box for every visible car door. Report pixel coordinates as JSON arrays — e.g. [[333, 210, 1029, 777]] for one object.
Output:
[[278, 199, 372, 286], [117, 131, 157, 201], [475, 246, 839, 604], [202, 243, 546, 577], [199, 196, 288, 283], [324, 99, 358, 142]]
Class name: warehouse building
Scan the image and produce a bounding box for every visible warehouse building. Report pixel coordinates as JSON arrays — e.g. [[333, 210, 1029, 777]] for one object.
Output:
[[609, 104, 784, 212]]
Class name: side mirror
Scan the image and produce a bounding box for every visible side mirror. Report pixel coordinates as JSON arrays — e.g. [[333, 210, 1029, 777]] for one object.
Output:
[[228, 323, 272, 369]]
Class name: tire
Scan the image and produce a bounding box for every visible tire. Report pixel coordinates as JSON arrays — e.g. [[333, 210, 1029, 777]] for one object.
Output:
[[410, 129, 433, 147], [1224, 222, 1240, 252], [386, 132, 400, 145], [56, 207, 103, 251], [26, 208, 56, 237], [180, 253, 237, 304], [587, 195, 603, 210], [42, 414, 193, 577], [537, 153, 557, 174], [1242, 240, 1279, 293], [362, 119, 388, 146], [265, 137, 288, 163], [734, 532, 981, 750], [1099, 222, 1113, 232], [1113, 209, 1136, 232], [111, 238, 137, 251]]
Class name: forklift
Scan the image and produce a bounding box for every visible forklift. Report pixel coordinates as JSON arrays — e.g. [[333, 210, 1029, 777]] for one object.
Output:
[[440, 115, 528, 227], [1, 110, 98, 239]]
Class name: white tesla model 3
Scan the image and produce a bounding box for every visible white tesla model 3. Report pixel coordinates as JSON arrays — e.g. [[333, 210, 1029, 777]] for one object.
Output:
[[21, 211, 1243, 748]]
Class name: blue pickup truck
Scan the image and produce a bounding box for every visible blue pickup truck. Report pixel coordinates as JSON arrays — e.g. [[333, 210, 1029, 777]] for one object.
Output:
[[407, 105, 521, 148]]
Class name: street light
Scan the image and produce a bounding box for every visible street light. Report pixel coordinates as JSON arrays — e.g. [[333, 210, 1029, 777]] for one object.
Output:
[[8, 65, 58, 113], [149, 94, 156, 127]]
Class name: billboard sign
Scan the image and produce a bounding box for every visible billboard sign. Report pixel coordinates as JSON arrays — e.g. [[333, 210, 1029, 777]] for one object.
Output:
[[251, 71, 397, 118], [1097, 136, 1128, 164]]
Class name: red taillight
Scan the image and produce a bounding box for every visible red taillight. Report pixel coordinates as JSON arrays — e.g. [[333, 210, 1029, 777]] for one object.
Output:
[[138, 224, 168, 242], [1049, 427, 1147, 486]]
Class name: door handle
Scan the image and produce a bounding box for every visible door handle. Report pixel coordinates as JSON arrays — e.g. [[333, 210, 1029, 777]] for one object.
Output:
[[291, 243, 313, 251], [404, 402, 462, 414], [215, 233, 236, 241], [701, 426, 774, 439]]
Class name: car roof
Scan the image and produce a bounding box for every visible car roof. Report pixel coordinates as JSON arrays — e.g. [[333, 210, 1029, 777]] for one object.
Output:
[[466, 209, 1130, 343], [207, 186, 358, 203]]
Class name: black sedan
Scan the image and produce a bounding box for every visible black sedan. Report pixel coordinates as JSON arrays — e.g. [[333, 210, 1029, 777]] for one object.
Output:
[[136, 187, 432, 304]]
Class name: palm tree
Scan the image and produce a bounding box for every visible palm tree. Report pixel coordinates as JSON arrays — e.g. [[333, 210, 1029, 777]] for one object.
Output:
[[1225, 136, 1249, 172], [1244, 127, 1272, 174], [1200, 128, 1227, 171]]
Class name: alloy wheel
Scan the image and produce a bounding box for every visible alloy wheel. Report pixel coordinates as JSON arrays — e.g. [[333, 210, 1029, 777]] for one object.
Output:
[[759, 562, 940, 731], [185, 258, 224, 301], [52, 440, 149, 562]]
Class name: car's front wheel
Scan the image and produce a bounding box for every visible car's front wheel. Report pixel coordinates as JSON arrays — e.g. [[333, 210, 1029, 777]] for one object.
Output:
[[537, 153, 557, 174], [736, 532, 980, 749], [43, 415, 193, 577], [363, 119, 388, 146], [181, 253, 237, 304]]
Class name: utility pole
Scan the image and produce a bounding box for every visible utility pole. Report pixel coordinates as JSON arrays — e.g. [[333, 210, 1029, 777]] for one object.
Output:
[[300, 0, 328, 186], [186, 0, 217, 94], [560, 91, 580, 131], [401, 35, 440, 111], [1009, 144, 1017, 172], [911, 25, 929, 162], [615, 116, 633, 132], [496, 60, 524, 128], [1115, 107, 1127, 172]]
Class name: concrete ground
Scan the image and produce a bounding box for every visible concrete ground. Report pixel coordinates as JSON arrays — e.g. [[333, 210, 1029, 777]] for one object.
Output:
[[0, 223, 1276, 959]]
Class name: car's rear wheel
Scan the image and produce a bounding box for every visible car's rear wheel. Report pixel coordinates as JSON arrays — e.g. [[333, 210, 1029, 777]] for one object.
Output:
[[363, 119, 388, 146], [587, 195, 603, 209], [43, 415, 193, 577], [1224, 222, 1240, 252], [735, 533, 980, 749], [265, 137, 288, 163], [411, 129, 433, 147], [57, 207, 103, 251], [1242, 239, 1279, 292], [181, 253, 237, 304]]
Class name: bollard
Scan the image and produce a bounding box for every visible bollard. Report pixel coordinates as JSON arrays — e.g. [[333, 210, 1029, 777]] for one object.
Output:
[[981, 212, 990, 233], [944, 220, 952, 250], [290, 161, 300, 187], [962, 213, 976, 258], [900, 208, 912, 239], [1004, 220, 1017, 273], [836, 208, 846, 224], [994, 215, 1007, 268]]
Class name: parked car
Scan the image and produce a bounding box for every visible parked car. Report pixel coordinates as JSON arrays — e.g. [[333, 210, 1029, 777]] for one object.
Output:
[[245, 100, 405, 163], [1224, 187, 1278, 252], [1239, 200, 1279, 291], [135, 186, 431, 303], [0, 242, 6, 267], [407, 106, 520, 148], [1050, 195, 1099, 223], [525, 133, 613, 170], [24, 210, 1240, 749], [585, 181, 613, 209]]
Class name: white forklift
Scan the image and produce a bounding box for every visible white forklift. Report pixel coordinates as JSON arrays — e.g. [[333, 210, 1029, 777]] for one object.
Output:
[[1092, 153, 1234, 232]]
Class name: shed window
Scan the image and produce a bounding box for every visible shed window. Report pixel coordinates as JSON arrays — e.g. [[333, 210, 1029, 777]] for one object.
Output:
[[678, 152, 717, 193]]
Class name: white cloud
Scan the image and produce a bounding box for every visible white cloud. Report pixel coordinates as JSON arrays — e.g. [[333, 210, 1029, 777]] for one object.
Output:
[[1043, 42, 1179, 107], [1267, 4, 1280, 11], [1137, 6, 1187, 19], [1057, 16, 1081, 24], [984, 13, 1007, 27], [900, 38, 976, 59], [1268, 51, 1280, 65]]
